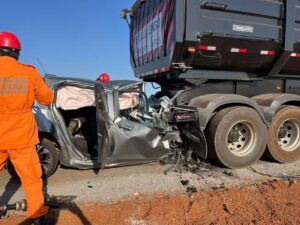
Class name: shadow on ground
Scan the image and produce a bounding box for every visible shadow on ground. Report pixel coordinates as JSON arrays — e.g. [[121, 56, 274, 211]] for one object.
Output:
[[1, 175, 91, 225], [17, 195, 92, 225], [0, 175, 21, 218], [0, 176, 21, 206]]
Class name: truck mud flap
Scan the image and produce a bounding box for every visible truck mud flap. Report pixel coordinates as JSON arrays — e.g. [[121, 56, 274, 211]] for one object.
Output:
[[183, 125, 207, 159]]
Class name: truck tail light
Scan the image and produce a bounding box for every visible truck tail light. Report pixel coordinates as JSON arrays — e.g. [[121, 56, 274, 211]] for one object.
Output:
[[231, 48, 248, 54], [175, 113, 196, 122], [260, 50, 276, 56], [291, 53, 300, 58], [199, 45, 217, 51]]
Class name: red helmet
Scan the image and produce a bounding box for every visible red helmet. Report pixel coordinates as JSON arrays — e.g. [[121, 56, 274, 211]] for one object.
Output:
[[0, 32, 21, 50], [97, 73, 110, 82]]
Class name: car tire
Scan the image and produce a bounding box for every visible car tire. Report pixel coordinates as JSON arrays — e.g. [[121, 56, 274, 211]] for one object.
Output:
[[7, 138, 59, 178], [206, 106, 267, 169], [265, 106, 300, 163]]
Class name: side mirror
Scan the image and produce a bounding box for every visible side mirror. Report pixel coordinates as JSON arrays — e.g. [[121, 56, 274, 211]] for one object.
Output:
[[120, 9, 131, 20]]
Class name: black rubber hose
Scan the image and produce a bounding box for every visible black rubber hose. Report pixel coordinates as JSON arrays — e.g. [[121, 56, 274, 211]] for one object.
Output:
[[5, 204, 16, 211], [0, 204, 16, 212], [248, 167, 300, 179]]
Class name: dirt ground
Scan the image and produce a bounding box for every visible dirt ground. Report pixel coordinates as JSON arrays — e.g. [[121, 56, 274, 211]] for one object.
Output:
[[2, 179, 299, 225]]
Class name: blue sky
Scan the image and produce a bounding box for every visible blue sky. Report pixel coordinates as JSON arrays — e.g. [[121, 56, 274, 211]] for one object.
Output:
[[0, 0, 136, 81]]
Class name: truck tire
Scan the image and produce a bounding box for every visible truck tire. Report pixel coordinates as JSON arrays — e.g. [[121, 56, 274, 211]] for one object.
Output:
[[7, 138, 59, 178], [266, 106, 300, 163], [206, 107, 267, 168]]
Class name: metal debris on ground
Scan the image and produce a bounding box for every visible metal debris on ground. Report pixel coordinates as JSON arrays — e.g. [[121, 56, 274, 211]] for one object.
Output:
[[186, 186, 197, 195], [180, 180, 189, 186], [222, 170, 235, 177], [160, 148, 213, 177], [211, 183, 226, 190], [160, 148, 218, 194], [222, 204, 232, 215], [87, 181, 93, 188]]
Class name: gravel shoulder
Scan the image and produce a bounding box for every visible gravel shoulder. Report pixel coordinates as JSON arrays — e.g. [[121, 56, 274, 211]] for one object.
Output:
[[0, 159, 299, 224], [1, 179, 300, 225]]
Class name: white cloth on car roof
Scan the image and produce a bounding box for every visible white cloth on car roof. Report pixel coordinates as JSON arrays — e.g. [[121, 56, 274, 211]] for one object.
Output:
[[56, 86, 140, 110], [119, 92, 139, 110], [56, 86, 95, 110]]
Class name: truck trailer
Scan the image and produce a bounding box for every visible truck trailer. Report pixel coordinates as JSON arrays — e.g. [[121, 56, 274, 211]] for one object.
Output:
[[121, 0, 300, 168]]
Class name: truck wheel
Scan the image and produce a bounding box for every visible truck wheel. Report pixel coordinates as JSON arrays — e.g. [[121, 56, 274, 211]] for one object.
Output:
[[206, 107, 267, 168], [7, 138, 59, 178], [266, 106, 300, 163]]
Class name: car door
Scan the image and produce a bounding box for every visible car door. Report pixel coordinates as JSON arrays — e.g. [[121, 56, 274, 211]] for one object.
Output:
[[95, 83, 110, 170]]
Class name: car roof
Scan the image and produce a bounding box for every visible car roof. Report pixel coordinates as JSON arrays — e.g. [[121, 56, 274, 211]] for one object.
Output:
[[44, 74, 96, 85], [44, 74, 143, 90]]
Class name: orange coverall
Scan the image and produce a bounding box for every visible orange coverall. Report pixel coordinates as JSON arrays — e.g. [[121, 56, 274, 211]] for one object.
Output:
[[0, 56, 54, 218]]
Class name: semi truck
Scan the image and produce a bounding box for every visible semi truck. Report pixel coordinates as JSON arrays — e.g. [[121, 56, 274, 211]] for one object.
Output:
[[121, 0, 300, 168]]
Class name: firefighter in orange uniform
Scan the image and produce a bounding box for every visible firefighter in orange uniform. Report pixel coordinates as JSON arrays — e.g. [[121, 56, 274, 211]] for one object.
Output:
[[0, 32, 54, 224]]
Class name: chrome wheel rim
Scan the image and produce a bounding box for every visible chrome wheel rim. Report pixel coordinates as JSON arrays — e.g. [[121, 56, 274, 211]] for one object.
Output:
[[277, 119, 300, 152], [227, 121, 257, 157]]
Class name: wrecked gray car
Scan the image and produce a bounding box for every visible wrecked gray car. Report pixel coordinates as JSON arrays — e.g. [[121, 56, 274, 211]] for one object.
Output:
[[9, 75, 206, 177]]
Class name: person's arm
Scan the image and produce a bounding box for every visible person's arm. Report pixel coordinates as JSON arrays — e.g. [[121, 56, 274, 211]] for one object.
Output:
[[34, 71, 54, 106]]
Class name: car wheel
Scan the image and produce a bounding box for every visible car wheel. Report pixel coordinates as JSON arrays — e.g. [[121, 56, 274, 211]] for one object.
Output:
[[206, 106, 267, 168], [37, 138, 60, 178], [7, 138, 59, 178], [266, 106, 300, 163]]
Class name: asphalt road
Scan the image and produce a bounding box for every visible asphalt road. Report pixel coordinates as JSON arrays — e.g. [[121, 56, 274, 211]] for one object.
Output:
[[0, 159, 300, 206]]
